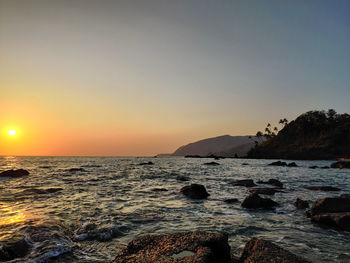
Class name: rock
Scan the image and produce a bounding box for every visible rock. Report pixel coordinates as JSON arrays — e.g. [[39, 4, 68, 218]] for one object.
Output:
[[239, 237, 311, 263], [257, 179, 283, 188], [68, 168, 86, 172], [330, 161, 350, 169], [287, 162, 298, 167], [176, 175, 190, 181], [311, 212, 350, 231], [224, 198, 239, 204], [203, 162, 220, 166], [321, 166, 329, 169], [248, 188, 283, 196], [113, 231, 231, 263], [341, 194, 350, 199], [180, 184, 210, 199], [0, 235, 30, 261], [294, 198, 309, 209], [75, 222, 124, 241], [0, 169, 29, 178], [139, 161, 154, 166], [230, 179, 256, 187], [307, 196, 350, 216], [242, 163, 249, 165], [268, 161, 287, 166], [305, 186, 340, 191], [241, 193, 278, 209], [152, 188, 168, 192], [309, 166, 318, 169]]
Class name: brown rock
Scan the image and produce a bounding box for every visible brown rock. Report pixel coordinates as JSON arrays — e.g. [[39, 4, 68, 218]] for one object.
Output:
[[307, 197, 350, 217], [113, 231, 231, 263], [294, 198, 309, 209], [311, 212, 350, 231], [240, 238, 311, 263], [241, 193, 278, 209], [180, 184, 210, 199], [330, 161, 350, 169], [0, 169, 29, 178]]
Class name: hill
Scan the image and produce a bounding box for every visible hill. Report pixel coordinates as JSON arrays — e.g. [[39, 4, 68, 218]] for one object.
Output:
[[171, 135, 257, 157], [247, 110, 350, 160]]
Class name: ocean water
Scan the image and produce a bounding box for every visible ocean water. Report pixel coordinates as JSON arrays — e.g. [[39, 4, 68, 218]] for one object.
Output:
[[0, 156, 349, 263]]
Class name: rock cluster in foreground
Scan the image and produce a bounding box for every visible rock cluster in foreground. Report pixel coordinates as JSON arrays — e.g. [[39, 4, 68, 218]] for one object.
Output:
[[113, 231, 311, 263]]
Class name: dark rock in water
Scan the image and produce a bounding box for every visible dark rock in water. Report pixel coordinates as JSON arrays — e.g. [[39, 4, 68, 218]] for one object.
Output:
[[287, 162, 298, 167], [151, 188, 168, 192], [307, 196, 350, 216], [248, 188, 283, 196], [68, 168, 86, 172], [139, 161, 154, 166], [21, 188, 63, 195], [180, 184, 210, 199], [241, 193, 278, 209], [0, 235, 30, 261], [305, 186, 340, 191], [330, 161, 350, 169], [321, 166, 329, 169], [294, 198, 309, 209], [75, 222, 124, 241], [311, 212, 350, 231], [176, 175, 190, 181], [268, 161, 287, 166], [203, 161, 220, 166], [113, 231, 231, 263], [0, 169, 29, 178], [257, 179, 283, 188], [309, 166, 318, 169], [239, 237, 311, 263], [230, 179, 256, 187], [224, 198, 239, 204], [341, 194, 350, 199], [242, 163, 249, 165]]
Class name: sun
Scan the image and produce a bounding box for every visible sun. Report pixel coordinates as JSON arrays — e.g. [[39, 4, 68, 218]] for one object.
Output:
[[8, 130, 16, 136]]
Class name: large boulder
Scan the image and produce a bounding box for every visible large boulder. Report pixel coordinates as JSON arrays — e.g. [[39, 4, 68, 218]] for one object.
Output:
[[241, 193, 278, 209], [307, 196, 350, 216], [311, 212, 350, 231], [330, 161, 350, 169], [180, 184, 210, 199], [239, 238, 311, 263], [0, 169, 29, 178], [113, 231, 231, 263], [230, 179, 256, 187]]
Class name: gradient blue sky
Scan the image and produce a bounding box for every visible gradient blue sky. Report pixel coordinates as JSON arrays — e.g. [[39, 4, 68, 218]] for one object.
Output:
[[1, 0, 349, 155]]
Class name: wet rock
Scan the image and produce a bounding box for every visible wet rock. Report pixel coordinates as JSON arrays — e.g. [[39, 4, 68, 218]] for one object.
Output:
[[224, 198, 239, 204], [203, 161, 220, 166], [113, 231, 231, 263], [0, 234, 30, 261], [230, 179, 256, 187], [309, 166, 318, 169], [176, 175, 190, 181], [242, 163, 249, 165], [294, 198, 309, 209], [311, 212, 350, 231], [321, 166, 329, 169], [241, 193, 278, 209], [139, 161, 154, 166], [68, 168, 86, 172], [330, 161, 350, 169], [152, 188, 168, 192], [248, 188, 283, 196], [305, 186, 340, 191], [257, 179, 283, 188], [268, 161, 287, 166], [0, 169, 29, 178], [287, 162, 298, 167], [75, 222, 124, 241], [180, 184, 210, 199], [307, 196, 350, 216], [239, 237, 311, 263]]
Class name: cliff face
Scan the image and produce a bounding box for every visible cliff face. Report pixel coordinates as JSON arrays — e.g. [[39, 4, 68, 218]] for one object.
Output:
[[172, 135, 257, 157], [248, 110, 350, 160]]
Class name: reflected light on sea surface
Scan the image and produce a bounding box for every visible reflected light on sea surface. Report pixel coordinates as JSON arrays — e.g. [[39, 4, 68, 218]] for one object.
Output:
[[0, 203, 35, 227]]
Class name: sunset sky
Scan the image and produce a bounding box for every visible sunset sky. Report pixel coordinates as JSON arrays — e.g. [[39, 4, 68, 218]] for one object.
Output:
[[1, 0, 350, 156]]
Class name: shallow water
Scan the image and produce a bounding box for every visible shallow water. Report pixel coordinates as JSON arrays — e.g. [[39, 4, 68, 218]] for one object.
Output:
[[0, 156, 349, 262]]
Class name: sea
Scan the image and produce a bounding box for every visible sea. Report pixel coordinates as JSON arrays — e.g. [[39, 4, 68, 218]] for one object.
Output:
[[0, 156, 349, 262]]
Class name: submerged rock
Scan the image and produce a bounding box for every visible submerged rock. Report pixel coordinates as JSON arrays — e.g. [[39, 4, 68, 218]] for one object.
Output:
[[241, 193, 278, 209], [268, 161, 287, 166], [257, 179, 283, 188], [230, 179, 256, 187], [224, 198, 239, 204], [0, 169, 29, 178], [139, 161, 154, 166], [294, 198, 309, 209], [309, 166, 318, 169], [176, 175, 190, 181], [113, 231, 231, 263], [305, 186, 340, 191], [330, 161, 350, 169], [68, 168, 86, 172], [203, 161, 220, 166], [75, 222, 124, 241], [248, 188, 283, 196], [311, 212, 350, 231], [180, 184, 210, 199], [0, 234, 30, 261], [151, 188, 168, 192], [240, 237, 311, 263], [287, 162, 298, 167]]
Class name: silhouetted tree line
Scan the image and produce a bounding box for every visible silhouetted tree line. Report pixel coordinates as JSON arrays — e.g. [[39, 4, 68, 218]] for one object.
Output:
[[247, 109, 350, 160]]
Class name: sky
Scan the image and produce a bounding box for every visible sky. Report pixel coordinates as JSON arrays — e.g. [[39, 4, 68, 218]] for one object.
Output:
[[1, 0, 349, 156]]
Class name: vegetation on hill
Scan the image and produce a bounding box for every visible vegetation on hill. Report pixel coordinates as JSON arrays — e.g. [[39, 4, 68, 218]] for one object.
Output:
[[247, 109, 350, 160]]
